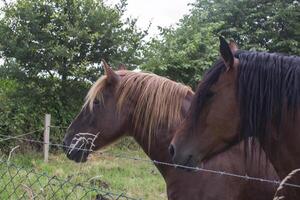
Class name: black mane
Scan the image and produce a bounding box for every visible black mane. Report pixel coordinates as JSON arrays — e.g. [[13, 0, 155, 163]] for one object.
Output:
[[190, 58, 225, 123], [192, 50, 300, 144]]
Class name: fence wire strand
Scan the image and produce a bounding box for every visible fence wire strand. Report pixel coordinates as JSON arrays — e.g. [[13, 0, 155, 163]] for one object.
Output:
[[1, 128, 300, 192], [0, 159, 140, 200], [0, 129, 44, 142]]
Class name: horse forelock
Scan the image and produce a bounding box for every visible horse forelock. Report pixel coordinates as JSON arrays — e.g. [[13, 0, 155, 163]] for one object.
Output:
[[190, 59, 225, 125], [83, 70, 193, 151], [83, 75, 107, 111]]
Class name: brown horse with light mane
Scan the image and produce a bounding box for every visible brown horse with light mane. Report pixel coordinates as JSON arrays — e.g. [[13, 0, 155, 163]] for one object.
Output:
[[170, 37, 300, 197], [63, 61, 277, 199]]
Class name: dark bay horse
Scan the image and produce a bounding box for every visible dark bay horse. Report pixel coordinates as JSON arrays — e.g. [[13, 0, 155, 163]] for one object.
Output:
[[63, 61, 277, 199], [170, 37, 300, 181]]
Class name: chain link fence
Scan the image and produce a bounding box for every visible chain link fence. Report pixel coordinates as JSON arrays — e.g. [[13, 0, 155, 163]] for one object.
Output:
[[1, 126, 300, 200], [0, 160, 140, 200]]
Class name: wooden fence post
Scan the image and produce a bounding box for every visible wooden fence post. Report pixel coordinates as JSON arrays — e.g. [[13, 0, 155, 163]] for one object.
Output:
[[44, 114, 51, 163]]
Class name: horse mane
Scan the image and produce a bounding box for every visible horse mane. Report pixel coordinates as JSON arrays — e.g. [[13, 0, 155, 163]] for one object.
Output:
[[84, 75, 107, 110], [237, 52, 300, 144], [84, 70, 193, 150], [192, 50, 300, 145]]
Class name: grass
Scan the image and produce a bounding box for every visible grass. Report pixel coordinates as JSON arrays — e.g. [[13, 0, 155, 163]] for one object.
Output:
[[0, 140, 167, 200]]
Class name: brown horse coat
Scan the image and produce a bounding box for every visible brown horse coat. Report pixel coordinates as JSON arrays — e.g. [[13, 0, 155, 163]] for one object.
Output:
[[64, 66, 278, 200]]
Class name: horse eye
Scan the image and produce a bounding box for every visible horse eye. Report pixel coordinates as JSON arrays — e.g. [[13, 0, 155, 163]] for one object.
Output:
[[206, 90, 214, 99]]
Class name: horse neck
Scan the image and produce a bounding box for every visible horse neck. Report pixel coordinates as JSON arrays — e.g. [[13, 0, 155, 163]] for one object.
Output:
[[263, 110, 300, 179], [128, 93, 192, 176], [129, 126, 174, 175]]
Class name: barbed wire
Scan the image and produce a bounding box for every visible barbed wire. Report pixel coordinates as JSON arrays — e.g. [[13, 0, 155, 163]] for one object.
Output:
[[49, 125, 68, 129], [1, 130, 300, 190], [0, 125, 66, 143], [0, 128, 44, 142], [93, 151, 300, 189]]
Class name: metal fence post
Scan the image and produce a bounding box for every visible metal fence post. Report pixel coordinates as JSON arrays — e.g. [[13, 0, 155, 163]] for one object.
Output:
[[44, 114, 51, 163]]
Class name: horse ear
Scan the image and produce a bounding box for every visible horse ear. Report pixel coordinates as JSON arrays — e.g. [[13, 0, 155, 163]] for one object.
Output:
[[101, 59, 119, 84], [219, 36, 234, 71], [118, 63, 127, 70]]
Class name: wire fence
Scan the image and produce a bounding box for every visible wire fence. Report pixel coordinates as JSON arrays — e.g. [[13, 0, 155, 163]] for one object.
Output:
[[1, 126, 300, 199], [0, 159, 140, 200], [0, 128, 142, 200], [1, 129, 300, 189]]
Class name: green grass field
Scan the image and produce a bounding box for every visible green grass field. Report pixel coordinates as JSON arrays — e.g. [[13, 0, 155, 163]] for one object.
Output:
[[0, 141, 167, 200]]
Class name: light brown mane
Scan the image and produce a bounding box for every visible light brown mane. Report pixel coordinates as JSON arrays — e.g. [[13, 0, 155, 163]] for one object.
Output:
[[84, 70, 193, 150], [83, 75, 107, 110]]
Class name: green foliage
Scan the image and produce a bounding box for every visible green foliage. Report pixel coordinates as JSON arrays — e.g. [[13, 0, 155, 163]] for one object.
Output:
[[194, 0, 300, 54], [142, 0, 300, 87], [1, 146, 166, 200], [1, 0, 299, 152], [0, 0, 145, 152], [142, 16, 221, 88]]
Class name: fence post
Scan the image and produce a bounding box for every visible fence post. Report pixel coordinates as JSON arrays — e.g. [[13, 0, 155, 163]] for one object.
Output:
[[44, 114, 51, 163]]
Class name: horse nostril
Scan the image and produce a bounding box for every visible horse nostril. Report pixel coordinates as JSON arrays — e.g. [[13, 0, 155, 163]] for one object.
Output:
[[169, 144, 176, 158]]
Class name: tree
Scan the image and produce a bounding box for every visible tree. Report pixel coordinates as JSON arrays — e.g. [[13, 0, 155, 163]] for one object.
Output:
[[142, 14, 222, 87], [0, 0, 146, 149], [192, 0, 300, 54], [142, 0, 300, 87]]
